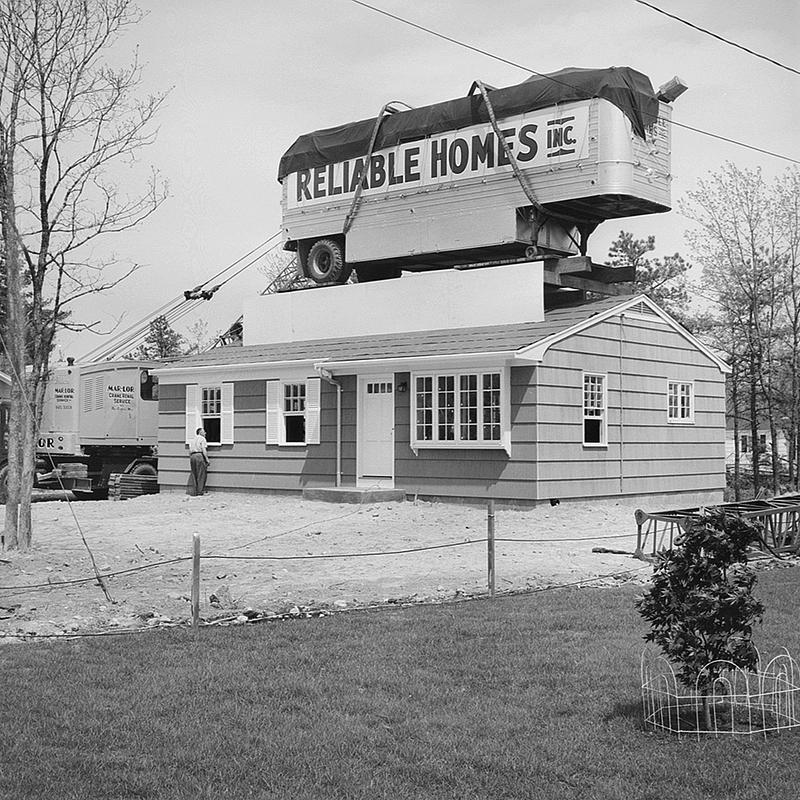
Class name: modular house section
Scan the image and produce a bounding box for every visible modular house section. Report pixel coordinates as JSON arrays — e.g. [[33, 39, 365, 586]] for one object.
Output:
[[155, 294, 728, 506]]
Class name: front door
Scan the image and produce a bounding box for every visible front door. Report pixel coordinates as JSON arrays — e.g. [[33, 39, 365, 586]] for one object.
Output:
[[358, 376, 395, 488]]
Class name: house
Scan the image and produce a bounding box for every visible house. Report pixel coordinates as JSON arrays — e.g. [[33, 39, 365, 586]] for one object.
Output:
[[725, 422, 790, 471], [154, 263, 729, 505]]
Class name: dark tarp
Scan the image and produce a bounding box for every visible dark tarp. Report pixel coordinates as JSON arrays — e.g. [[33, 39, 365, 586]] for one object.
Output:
[[278, 66, 659, 182]]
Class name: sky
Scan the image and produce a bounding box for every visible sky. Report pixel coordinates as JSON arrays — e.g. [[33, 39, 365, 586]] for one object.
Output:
[[59, 0, 800, 359]]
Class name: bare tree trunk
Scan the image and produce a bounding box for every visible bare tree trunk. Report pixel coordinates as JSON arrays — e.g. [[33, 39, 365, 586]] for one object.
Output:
[[749, 355, 760, 496], [731, 359, 741, 501], [1, 135, 25, 549]]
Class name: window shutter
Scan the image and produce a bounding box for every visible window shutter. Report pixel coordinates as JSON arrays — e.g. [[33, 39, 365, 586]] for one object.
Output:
[[221, 382, 234, 444], [266, 379, 280, 445], [185, 384, 200, 444], [305, 377, 321, 445]]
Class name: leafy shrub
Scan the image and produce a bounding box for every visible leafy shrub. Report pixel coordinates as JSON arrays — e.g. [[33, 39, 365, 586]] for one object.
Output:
[[636, 511, 765, 727]]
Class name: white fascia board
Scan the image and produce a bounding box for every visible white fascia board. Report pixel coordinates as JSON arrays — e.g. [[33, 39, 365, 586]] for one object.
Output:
[[316, 350, 517, 374], [515, 295, 731, 374], [0, 370, 10, 386], [154, 358, 318, 385]]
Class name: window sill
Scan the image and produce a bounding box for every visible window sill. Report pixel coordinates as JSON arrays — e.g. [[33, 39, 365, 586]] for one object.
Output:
[[667, 419, 695, 425], [582, 443, 608, 449]]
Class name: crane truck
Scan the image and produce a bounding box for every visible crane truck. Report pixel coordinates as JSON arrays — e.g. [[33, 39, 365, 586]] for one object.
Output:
[[0, 359, 160, 501]]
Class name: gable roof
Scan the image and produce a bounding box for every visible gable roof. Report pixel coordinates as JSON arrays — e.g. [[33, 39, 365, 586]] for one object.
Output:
[[155, 294, 729, 376]]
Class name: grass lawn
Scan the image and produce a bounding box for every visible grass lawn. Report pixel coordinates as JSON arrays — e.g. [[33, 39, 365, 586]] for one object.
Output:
[[1, 567, 799, 800]]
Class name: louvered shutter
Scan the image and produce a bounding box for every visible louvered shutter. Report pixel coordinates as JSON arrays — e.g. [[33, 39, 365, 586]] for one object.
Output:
[[220, 382, 234, 444], [265, 380, 280, 445], [305, 377, 321, 445], [185, 384, 200, 444]]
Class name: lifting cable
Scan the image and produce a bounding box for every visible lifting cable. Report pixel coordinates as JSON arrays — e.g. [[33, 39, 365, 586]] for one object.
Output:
[[342, 100, 415, 236], [80, 231, 283, 362], [473, 79, 588, 254]]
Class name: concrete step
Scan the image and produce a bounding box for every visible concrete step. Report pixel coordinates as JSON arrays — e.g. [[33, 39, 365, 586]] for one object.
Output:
[[302, 486, 405, 505]]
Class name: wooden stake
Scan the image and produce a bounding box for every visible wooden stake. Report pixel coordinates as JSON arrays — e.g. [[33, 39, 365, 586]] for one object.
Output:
[[191, 533, 200, 628], [487, 499, 496, 597]]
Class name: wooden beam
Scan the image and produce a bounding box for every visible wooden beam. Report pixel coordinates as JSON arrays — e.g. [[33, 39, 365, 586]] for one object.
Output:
[[542, 255, 592, 276], [558, 275, 634, 296]]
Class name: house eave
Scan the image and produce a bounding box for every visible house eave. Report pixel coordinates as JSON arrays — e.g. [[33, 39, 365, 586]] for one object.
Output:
[[317, 350, 518, 374]]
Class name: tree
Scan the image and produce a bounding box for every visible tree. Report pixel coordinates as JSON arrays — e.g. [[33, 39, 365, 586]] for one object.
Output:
[[0, 0, 166, 550], [683, 164, 800, 496], [128, 315, 185, 360], [607, 231, 689, 321], [636, 511, 765, 730]]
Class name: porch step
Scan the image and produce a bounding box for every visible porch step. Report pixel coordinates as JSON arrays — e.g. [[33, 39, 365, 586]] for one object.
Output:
[[302, 487, 405, 505]]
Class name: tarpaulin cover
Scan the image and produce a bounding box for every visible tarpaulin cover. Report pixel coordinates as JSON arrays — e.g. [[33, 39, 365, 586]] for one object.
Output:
[[278, 66, 659, 182]]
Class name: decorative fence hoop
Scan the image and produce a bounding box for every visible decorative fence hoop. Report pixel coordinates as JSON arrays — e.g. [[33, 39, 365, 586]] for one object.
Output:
[[640, 648, 800, 737]]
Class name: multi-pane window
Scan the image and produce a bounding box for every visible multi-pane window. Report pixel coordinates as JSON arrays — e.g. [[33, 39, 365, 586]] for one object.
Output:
[[437, 376, 455, 440], [583, 374, 606, 446], [283, 382, 306, 443], [414, 371, 502, 446], [201, 386, 222, 443], [667, 381, 694, 423], [416, 376, 433, 441], [483, 373, 501, 441]]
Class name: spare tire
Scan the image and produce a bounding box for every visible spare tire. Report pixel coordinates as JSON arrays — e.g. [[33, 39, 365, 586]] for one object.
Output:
[[130, 463, 157, 477], [305, 238, 352, 284]]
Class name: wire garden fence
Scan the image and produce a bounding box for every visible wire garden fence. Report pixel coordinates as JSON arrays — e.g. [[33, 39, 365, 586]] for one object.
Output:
[[641, 648, 800, 738]]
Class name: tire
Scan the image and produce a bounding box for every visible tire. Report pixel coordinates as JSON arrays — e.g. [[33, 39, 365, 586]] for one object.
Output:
[[305, 239, 352, 284], [130, 463, 157, 477]]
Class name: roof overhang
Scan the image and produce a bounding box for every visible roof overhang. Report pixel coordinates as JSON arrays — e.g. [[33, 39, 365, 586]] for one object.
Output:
[[317, 350, 518, 374]]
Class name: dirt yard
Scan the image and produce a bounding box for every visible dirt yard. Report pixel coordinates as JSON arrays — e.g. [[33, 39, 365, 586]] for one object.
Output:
[[0, 492, 652, 637]]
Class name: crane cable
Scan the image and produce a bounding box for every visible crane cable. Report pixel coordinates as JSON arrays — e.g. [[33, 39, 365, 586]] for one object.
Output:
[[80, 232, 283, 362]]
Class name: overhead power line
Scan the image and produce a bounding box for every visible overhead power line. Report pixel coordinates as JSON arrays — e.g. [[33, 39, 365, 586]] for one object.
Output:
[[634, 0, 800, 76], [347, 0, 800, 166]]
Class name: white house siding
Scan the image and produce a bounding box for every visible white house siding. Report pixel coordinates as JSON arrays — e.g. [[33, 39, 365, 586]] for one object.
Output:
[[157, 378, 357, 493], [533, 312, 726, 505]]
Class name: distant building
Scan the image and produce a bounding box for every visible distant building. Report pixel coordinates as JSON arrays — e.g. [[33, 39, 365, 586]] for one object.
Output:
[[154, 263, 729, 506]]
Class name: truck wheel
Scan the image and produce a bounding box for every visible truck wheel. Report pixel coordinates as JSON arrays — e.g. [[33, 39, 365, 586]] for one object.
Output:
[[130, 463, 157, 477], [305, 239, 352, 284]]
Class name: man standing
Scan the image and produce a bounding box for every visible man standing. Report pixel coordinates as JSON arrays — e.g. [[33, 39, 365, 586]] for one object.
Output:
[[187, 427, 210, 496]]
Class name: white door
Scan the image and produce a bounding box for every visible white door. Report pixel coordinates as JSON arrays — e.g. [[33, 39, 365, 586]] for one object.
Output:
[[358, 376, 395, 487]]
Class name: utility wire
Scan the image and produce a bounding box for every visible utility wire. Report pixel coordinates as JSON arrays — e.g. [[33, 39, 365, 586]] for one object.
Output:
[[347, 0, 800, 166], [634, 0, 800, 76]]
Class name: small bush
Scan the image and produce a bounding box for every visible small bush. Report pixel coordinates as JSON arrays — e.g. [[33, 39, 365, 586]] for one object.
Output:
[[636, 511, 765, 728]]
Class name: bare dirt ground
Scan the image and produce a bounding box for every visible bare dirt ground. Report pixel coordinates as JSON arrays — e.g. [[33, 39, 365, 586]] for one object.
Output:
[[0, 492, 652, 638]]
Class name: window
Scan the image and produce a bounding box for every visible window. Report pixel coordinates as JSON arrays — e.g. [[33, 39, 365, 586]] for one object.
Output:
[[266, 377, 321, 446], [583, 373, 606, 446], [667, 381, 694, 423], [759, 434, 767, 449], [140, 369, 159, 401], [283, 383, 306, 443], [185, 383, 233, 446], [412, 371, 504, 448], [741, 435, 749, 453], [201, 386, 222, 444]]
